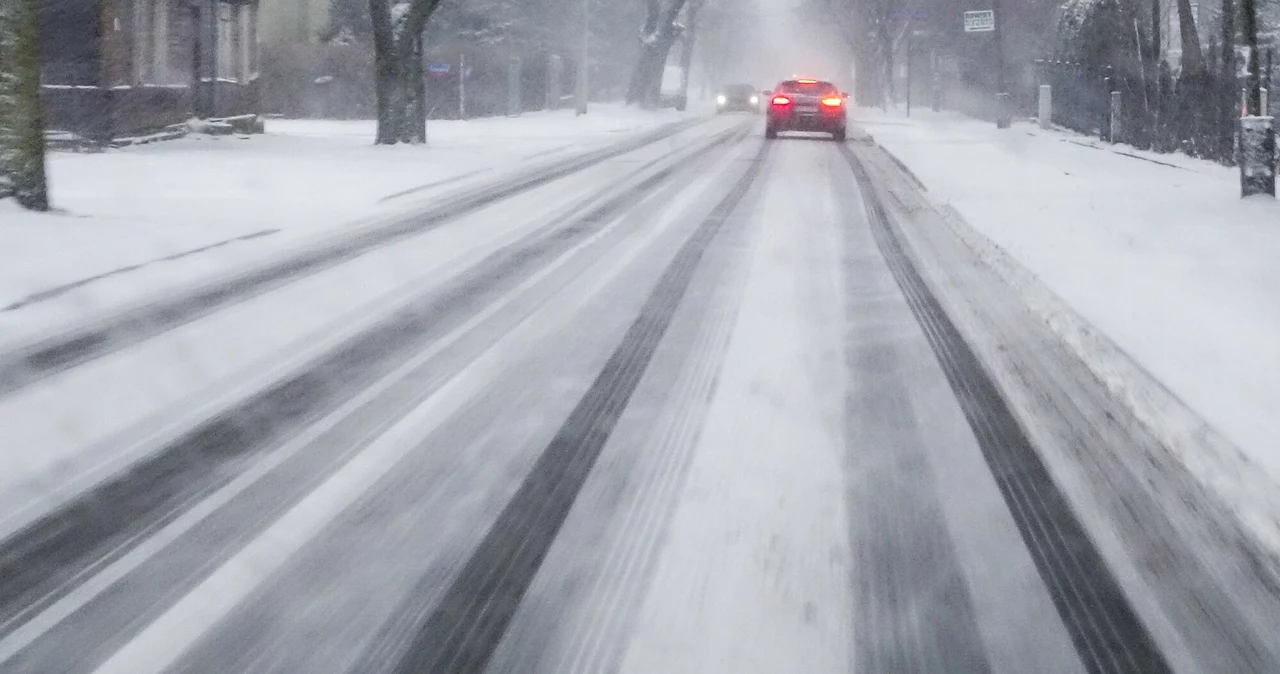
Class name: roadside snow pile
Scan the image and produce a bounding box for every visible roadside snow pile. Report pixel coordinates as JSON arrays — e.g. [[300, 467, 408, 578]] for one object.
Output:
[[857, 107, 1280, 487], [0, 106, 685, 345]]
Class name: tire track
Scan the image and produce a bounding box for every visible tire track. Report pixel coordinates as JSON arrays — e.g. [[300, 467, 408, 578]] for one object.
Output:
[[0, 125, 741, 657], [365, 140, 771, 674], [841, 267, 992, 673], [839, 145, 1174, 674], [0, 119, 704, 397], [484, 144, 766, 674]]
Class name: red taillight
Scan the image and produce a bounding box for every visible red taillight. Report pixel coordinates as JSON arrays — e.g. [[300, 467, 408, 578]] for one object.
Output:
[[821, 96, 843, 107], [772, 95, 791, 106]]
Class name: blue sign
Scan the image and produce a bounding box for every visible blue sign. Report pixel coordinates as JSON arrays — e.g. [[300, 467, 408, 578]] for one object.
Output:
[[428, 63, 451, 75]]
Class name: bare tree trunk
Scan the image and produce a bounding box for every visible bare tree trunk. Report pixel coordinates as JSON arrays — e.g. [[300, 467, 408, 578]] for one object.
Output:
[[412, 41, 426, 141], [1176, 0, 1203, 73], [626, 0, 662, 104], [676, 0, 702, 111], [369, 0, 400, 144], [1152, 0, 1161, 64], [396, 34, 426, 143], [0, 0, 49, 210], [646, 34, 679, 106], [1221, 0, 1234, 74], [368, 0, 443, 145], [626, 0, 689, 107]]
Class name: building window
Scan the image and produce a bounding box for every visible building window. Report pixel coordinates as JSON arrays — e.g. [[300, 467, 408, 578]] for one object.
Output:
[[212, 2, 258, 84], [132, 0, 177, 85]]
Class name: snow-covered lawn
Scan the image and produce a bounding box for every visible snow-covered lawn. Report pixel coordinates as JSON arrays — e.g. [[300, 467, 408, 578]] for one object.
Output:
[[857, 107, 1280, 484], [0, 105, 687, 341]]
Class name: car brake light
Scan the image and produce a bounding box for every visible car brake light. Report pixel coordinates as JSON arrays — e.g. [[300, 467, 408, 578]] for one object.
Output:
[[772, 95, 791, 106], [797, 78, 817, 84], [821, 96, 843, 107]]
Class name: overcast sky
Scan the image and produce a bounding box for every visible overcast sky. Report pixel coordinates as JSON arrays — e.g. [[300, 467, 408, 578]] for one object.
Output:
[[695, 0, 856, 92]]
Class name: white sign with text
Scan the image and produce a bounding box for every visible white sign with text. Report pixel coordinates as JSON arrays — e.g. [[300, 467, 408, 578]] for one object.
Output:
[[964, 10, 995, 32]]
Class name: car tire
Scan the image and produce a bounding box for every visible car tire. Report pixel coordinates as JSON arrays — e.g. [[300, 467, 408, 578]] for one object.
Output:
[[766, 126, 778, 139], [832, 127, 846, 142]]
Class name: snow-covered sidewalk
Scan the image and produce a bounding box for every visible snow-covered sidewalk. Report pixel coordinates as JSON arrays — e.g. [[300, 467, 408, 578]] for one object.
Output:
[[857, 107, 1280, 485], [0, 105, 687, 343]]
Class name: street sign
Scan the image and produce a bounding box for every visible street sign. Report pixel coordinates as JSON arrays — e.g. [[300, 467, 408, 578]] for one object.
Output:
[[964, 10, 995, 32], [429, 63, 451, 75]]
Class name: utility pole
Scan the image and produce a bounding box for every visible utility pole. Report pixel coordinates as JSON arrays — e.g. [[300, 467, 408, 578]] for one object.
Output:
[[576, 0, 589, 115], [905, 23, 912, 116], [992, 0, 1010, 127]]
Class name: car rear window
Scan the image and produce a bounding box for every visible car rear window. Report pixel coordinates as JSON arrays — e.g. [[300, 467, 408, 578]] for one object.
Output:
[[776, 80, 838, 95]]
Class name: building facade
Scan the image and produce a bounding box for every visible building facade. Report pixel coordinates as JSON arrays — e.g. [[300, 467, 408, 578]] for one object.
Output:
[[257, 0, 329, 44], [42, 0, 261, 142]]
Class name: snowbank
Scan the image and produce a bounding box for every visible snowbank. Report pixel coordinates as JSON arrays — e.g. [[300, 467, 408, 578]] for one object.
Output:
[[857, 107, 1280, 486], [0, 106, 687, 343]]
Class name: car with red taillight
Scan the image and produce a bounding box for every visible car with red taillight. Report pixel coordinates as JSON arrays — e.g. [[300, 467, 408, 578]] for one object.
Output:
[[765, 79, 848, 142]]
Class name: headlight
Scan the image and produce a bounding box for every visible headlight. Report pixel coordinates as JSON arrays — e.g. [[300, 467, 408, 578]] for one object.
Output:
[[750, 96, 759, 104], [716, 95, 727, 105]]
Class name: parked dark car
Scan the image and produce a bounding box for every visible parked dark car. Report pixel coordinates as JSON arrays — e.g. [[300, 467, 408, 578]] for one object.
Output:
[[765, 78, 847, 141]]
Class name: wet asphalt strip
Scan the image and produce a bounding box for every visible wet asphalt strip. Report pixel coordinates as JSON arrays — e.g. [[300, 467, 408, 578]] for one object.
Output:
[[0, 119, 703, 397], [365, 141, 771, 674], [839, 198, 992, 671], [0, 126, 743, 653], [839, 144, 1173, 674]]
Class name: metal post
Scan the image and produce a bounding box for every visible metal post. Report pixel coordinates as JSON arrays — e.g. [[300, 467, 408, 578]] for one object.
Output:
[[1110, 90, 1122, 143], [546, 54, 563, 110], [575, 0, 589, 115], [1240, 116, 1276, 196], [905, 24, 912, 117], [931, 50, 942, 112], [459, 53, 467, 119], [1039, 84, 1052, 129], [507, 56, 522, 117], [1102, 66, 1114, 141]]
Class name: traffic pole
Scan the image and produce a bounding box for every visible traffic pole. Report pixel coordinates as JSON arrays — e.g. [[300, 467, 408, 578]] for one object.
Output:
[[576, 0, 589, 115], [905, 24, 912, 117], [992, 0, 1011, 128]]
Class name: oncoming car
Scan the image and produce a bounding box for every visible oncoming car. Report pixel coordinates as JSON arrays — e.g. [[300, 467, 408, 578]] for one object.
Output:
[[765, 78, 847, 141], [716, 84, 760, 113]]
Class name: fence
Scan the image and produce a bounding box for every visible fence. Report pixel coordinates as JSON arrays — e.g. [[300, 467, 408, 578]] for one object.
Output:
[[1036, 59, 1242, 164], [261, 43, 571, 120]]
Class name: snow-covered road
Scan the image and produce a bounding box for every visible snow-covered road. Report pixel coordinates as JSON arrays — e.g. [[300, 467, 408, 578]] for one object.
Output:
[[1, 120, 1277, 674]]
